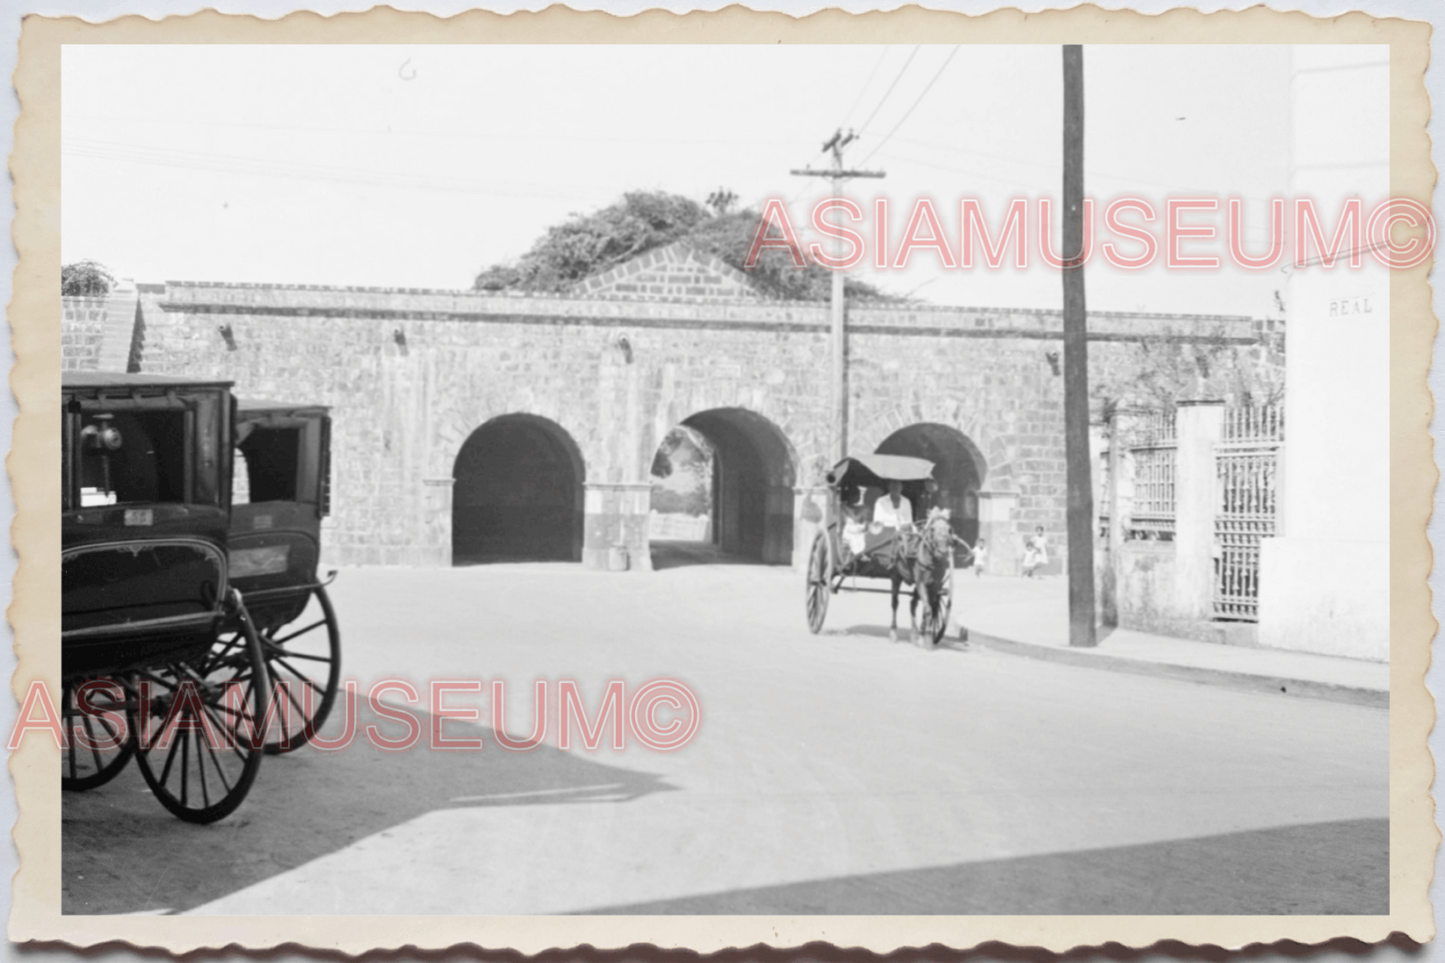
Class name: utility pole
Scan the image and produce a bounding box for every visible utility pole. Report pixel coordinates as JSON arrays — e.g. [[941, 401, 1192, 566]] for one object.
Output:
[[792, 130, 885, 464], [1062, 45, 1097, 647]]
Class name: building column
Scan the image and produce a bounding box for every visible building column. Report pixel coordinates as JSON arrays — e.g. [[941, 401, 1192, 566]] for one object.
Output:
[[975, 491, 1019, 575], [583, 482, 653, 572], [1172, 400, 1225, 621], [421, 478, 454, 567], [792, 485, 829, 573], [762, 484, 796, 565], [1258, 46, 1389, 660]]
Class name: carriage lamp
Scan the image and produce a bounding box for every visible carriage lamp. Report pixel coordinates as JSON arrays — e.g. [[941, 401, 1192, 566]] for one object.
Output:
[[80, 415, 123, 452], [218, 324, 238, 351], [393, 328, 409, 355], [1045, 350, 1061, 376]]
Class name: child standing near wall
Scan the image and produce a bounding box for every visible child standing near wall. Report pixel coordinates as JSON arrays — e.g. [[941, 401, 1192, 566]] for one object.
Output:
[[1022, 527, 1049, 577], [971, 538, 988, 576]]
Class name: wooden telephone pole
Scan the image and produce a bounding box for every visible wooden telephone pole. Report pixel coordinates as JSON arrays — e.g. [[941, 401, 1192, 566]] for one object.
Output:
[[1062, 45, 1097, 647], [792, 130, 885, 464]]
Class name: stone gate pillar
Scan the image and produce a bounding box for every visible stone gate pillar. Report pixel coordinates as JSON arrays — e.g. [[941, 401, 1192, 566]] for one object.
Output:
[[792, 485, 829, 573], [1172, 400, 1225, 621], [421, 478, 454, 567], [975, 491, 1019, 575], [762, 484, 796, 565], [584, 482, 653, 572]]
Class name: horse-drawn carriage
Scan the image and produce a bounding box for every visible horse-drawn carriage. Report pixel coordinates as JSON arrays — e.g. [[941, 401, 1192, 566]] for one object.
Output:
[[61, 373, 340, 823], [804, 454, 971, 648]]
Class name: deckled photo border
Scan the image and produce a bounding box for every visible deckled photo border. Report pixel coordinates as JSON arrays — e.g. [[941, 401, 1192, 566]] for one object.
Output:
[[8, 5, 1436, 953]]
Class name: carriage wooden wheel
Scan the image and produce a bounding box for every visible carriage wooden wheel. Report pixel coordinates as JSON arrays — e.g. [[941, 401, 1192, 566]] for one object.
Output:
[[60, 677, 133, 791], [805, 532, 832, 634], [242, 583, 342, 753], [129, 591, 271, 823]]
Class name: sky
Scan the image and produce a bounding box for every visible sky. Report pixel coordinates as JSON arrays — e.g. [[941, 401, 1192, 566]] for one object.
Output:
[[61, 44, 1332, 316]]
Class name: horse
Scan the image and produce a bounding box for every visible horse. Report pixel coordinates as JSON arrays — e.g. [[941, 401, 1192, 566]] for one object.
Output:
[[884, 508, 958, 647]]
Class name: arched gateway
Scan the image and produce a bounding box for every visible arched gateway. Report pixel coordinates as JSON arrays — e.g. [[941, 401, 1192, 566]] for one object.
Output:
[[875, 423, 987, 546], [678, 408, 796, 564], [452, 414, 585, 564]]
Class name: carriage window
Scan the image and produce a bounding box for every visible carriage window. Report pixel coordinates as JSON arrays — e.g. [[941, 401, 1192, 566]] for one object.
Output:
[[232, 449, 252, 504], [77, 410, 187, 506], [236, 427, 301, 503]]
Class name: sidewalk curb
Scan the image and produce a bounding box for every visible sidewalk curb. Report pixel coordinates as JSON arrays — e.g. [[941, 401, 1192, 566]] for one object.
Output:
[[959, 632, 1388, 709]]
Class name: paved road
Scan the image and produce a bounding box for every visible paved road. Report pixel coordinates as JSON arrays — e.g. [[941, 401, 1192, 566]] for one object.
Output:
[[61, 561, 1388, 915]]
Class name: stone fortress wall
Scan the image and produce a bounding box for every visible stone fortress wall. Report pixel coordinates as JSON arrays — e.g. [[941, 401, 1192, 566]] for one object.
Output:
[[66, 244, 1276, 573]]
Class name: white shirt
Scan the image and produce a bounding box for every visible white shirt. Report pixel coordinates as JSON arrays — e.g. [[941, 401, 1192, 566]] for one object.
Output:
[[872, 494, 913, 529]]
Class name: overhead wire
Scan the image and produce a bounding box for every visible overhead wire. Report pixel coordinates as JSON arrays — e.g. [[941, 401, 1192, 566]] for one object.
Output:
[[859, 46, 961, 165], [838, 47, 892, 132], [855, 46, 921, 138]]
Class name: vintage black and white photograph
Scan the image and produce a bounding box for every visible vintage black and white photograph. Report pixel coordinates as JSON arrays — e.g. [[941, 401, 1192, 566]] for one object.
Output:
[[48, 33, 1410, 923]]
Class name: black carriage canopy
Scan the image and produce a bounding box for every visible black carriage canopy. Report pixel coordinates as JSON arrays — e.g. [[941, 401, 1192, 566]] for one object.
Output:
[[825, 453, 936, 491], [63, 371, 236, 510], [233, 400, 331, 507]]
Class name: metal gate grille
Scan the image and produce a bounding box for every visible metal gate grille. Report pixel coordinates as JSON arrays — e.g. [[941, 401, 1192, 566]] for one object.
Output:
[[1128, 410, 1177, 540], [1214, 407, 1282, 620]]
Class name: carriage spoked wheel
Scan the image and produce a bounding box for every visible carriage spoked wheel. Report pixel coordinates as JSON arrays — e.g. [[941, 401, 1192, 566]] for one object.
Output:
[[253, 585, 342, 754], [61, 677, 133, 792], [129, 593, 270, 824], [805, 533, 832, 635]]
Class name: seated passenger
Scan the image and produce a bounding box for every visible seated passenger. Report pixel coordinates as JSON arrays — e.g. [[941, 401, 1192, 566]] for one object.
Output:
[[840, 486, 869, 560]]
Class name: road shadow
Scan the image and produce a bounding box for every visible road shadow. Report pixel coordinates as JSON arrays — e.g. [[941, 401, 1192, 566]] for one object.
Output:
[[61, 697, 675, 915], [649, 540, 760, 571], [453, 554, 582, 566], [582, 818, 1387, 915]]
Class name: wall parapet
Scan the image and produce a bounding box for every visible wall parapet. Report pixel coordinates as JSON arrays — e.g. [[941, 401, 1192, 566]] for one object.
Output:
[[152, 280, 1263, 343]]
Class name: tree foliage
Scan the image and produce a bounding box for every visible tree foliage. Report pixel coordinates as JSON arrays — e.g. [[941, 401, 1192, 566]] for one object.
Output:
[[1091, 323, 1285, 437], [62, 260, 115, 297], [650, 427, 712, 516], [474, 190, 898, 302]]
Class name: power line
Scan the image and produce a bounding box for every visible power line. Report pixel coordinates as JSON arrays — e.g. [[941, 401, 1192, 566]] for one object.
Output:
[[855, 45, 920, 137], [839, 47, 892, 131], [859, 46, 961, 165]]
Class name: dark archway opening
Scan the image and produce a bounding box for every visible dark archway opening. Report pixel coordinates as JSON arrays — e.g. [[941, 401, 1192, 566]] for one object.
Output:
[[875, 423, 987, 551], [452, 414, 584, 565], [649, 408, 795, 569]]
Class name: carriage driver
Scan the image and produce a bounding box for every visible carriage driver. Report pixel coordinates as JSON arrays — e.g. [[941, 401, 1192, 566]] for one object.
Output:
[[872, 479, 914, 532]]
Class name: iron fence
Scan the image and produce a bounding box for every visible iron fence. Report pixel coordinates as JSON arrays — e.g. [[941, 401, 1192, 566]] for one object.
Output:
[[1128, 410, 1178, 540], [1213, 406, 1282, 621]]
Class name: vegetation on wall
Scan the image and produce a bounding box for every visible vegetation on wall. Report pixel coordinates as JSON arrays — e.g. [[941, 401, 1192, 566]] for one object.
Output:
[[62, 260, 115, 297], [474, 190, 901, 303]]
